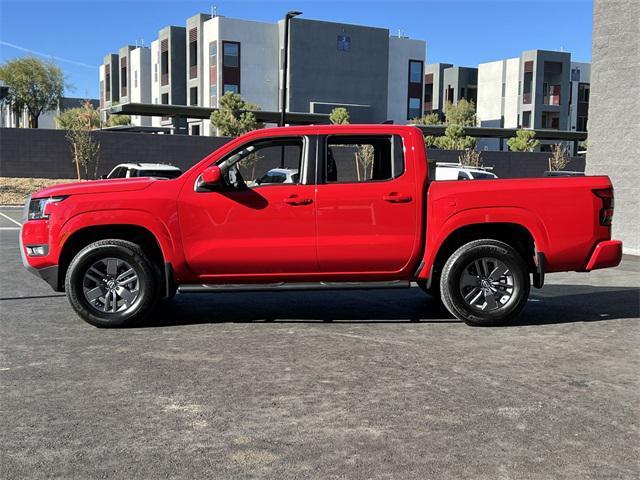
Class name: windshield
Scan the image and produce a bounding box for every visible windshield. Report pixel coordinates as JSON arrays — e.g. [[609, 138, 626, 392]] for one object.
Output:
[[134, 169, 182, 179]]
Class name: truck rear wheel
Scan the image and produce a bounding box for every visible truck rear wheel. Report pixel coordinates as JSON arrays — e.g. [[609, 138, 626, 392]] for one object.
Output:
[[65, 239, 161, 328], [440, 239, 530, 326]]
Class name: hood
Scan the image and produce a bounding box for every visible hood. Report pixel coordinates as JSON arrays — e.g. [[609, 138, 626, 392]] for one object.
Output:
[[32, 177, 156, 199]]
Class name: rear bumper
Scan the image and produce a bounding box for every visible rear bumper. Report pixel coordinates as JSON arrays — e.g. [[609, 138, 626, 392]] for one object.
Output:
[[585, 240, 623, 271]]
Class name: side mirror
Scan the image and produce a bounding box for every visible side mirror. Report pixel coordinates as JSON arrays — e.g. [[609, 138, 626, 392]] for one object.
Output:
[[196, 165, 222, 191]]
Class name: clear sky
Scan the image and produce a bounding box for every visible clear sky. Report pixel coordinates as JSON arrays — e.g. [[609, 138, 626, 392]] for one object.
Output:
[[0, 0, 594, 99]]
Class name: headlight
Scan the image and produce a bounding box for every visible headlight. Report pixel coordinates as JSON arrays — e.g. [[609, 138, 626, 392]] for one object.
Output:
[[26, 196, 67, 221]]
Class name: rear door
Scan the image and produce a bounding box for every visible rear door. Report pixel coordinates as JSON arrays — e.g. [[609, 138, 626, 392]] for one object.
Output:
[[315, 133, 419, 275]]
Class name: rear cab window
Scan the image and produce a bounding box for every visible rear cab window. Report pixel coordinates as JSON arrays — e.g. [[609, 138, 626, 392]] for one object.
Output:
[[323, 135, 405, 184]]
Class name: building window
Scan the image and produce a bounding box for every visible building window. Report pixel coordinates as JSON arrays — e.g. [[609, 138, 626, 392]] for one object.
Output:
[[154, 63, 158, 82], [190, 87, 198, 106], [501, 82, 506, 97], [522, 111, 531, 128], [121, 57, 127, 97], [209, 41, 217, 106], [577, 116, 588, 131], [571, 67, 581, 82], [223, 42, 239, 67], [222, 41, 240, 94], [337, 35, 351, 52], [134, 70, 138, 88], [578, 83, 590, 102], [161, 93, 169, 105], [223, 84, 239, 94], [408, 97, 421, 120], [160, 39, 169, 86], [409, 60, 423, 84], [407, 59, 423, 119], [189, 27, 198, 79]]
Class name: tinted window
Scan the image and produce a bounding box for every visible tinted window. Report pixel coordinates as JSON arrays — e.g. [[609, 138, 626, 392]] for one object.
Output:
[[326, 135, 404, 183], [470, 172, 496, 180], [457, 171, 470, 180], [218, 138, 303, 189]]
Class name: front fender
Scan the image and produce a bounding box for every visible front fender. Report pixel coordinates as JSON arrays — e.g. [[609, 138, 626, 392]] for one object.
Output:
[[59, 209, 177, 264], [419, 206, 549, 279]]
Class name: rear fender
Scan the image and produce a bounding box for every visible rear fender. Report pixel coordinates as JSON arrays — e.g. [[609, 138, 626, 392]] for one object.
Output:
[[418, 207, 549, 279]]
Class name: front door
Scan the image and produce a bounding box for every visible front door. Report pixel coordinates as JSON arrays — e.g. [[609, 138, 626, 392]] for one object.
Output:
[[178, 136, 318, 278], [315, 134, 418, 275]]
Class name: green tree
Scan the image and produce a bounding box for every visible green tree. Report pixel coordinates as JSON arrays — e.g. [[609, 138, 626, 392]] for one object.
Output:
[[329, 107, 350, 125], [507, 129, 540, 152], [434, 124, 476, 150], [210, 91, 261, 137], [414, 112, 442, 125], [55, 101, 101, 130], [0, 56, 65, 128], [444, 99, 476, 127], [107, 114, 130, 126]]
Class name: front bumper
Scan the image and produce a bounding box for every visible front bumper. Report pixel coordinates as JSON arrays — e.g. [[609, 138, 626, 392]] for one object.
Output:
[[585, 240, 623, 271], [19, 225, 61, 291]]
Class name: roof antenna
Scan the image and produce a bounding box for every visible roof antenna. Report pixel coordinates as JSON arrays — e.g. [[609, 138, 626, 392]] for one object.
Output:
[[211, 4, 217, 17]]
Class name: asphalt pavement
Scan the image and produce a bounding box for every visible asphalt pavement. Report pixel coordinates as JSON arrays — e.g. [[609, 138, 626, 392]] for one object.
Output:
[[1, 207, 638, 479]]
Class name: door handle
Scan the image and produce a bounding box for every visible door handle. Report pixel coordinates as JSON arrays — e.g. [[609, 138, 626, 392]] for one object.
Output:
[[383, 192, 412, 203], [284, 195, 313, 206]]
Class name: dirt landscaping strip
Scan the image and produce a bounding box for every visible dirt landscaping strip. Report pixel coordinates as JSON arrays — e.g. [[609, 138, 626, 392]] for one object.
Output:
[[0, 177, 79, 205]]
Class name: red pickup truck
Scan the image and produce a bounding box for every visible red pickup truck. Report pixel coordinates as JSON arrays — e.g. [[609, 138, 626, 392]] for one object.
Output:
[[20, 125, 622, 328]]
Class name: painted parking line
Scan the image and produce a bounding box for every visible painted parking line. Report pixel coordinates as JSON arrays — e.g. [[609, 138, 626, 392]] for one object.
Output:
[[0, 212, 22, 227]]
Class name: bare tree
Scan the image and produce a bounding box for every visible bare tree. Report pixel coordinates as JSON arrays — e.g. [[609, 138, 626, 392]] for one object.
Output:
[[458, 149, 483, 168], [548, 144, 570, 171]]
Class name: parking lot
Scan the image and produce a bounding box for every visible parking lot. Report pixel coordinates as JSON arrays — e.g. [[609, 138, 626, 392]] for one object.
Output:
[[1, 206, 639, 479]]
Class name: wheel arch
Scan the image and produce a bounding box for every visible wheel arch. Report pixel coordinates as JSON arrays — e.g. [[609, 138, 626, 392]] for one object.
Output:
[[57, 223, 167, 292], [421, 220, 542, 286]]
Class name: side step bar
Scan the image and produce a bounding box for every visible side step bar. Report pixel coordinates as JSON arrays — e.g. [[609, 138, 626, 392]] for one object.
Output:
[[177, 280, 410, 294]]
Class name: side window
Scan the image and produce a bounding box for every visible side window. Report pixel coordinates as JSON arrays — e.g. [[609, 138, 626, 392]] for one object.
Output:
[[111, 167, 126, 178], [218, 138, 304, 189], [457, 171, 470, 180], [325, 135, 404, 183]]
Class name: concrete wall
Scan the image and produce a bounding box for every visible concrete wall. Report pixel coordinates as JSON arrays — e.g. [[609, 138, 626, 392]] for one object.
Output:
[[0, 128, 230, 179], [586, 0, 640, 255], [426, 149, 584, 179], [0, 128, 584, 181]]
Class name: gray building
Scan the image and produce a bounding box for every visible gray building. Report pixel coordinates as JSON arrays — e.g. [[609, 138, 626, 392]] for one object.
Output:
[[423, 63, 451, 119], [117, 45, 136, 105], [586, 0, 639, 255], [286, 18, 391, 123], [423, 64, 477, 119], [99, 53, 119, 110], [477, 49, 590, 152]]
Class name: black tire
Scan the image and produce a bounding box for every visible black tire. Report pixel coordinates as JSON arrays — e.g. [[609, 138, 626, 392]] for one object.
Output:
[[65, 239, 161, 328], [416, 278, 441, 299], [440, 239, 530, 326]]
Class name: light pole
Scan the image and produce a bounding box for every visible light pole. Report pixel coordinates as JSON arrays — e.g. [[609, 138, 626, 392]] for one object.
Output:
[[280, 10, 302, 127]]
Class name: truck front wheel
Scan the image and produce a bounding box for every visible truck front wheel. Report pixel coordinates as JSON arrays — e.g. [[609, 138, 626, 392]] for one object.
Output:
[[440, 240, 530, 326], [65, 239, 161, 328]]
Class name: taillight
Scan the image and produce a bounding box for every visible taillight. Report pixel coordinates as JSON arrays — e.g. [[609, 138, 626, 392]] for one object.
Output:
[[593, 188, 614, 226]]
